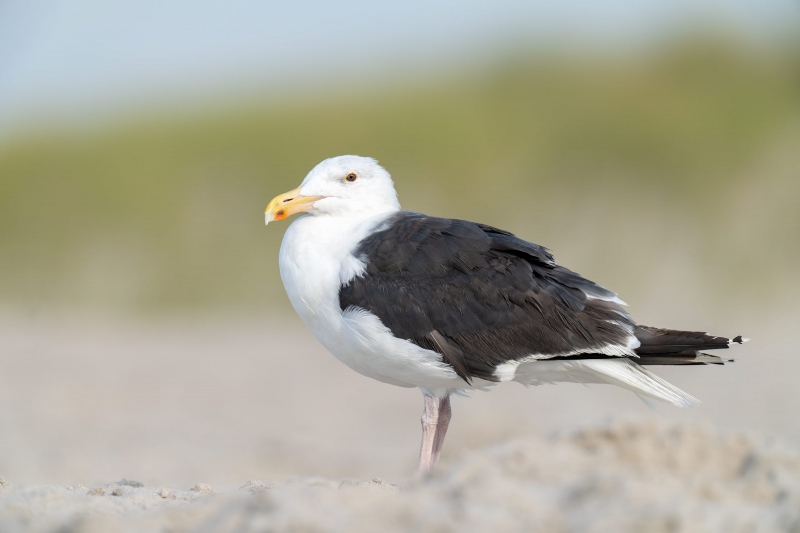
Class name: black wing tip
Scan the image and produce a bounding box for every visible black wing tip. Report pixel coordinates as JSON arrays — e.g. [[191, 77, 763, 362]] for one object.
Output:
[[637, 352, 735, 366], [702, 352, 735, 365], [731, 335, 749, 344]]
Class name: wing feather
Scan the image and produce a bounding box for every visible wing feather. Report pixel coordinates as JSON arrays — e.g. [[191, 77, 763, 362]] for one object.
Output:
[[339, 212, 637, 383]]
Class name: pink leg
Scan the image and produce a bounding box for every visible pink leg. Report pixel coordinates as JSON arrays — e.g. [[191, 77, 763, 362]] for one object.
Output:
[[431, 395, 452, 465], [418, 393, 452, 474]]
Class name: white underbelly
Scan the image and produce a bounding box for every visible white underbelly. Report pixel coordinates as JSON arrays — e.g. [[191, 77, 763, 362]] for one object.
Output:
[[323, 306, 462, 389]]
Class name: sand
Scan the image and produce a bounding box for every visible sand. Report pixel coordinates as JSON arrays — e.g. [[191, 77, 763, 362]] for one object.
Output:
[[0, 309, 797, 532], [2, 421, 799, 532]]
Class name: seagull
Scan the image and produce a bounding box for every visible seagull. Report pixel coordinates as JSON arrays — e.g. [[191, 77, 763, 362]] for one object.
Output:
[[265, 155, 745, 473]]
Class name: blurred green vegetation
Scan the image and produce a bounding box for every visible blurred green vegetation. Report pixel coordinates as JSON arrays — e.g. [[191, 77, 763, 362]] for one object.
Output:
[[1, 38, 799, 314]]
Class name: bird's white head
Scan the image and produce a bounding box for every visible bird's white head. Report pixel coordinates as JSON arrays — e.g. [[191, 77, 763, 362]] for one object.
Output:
[[265, 155, 400, 224]]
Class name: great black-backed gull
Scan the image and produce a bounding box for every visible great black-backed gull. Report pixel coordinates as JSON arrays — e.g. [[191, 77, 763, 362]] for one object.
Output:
[[265, 155, 745, 473]]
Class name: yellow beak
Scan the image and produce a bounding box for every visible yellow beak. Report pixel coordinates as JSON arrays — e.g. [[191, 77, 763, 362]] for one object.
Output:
[[265, 187, 324, 224]]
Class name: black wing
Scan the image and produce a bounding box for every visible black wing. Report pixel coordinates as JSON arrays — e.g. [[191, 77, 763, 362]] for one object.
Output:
[[339, 212, 636, 383]]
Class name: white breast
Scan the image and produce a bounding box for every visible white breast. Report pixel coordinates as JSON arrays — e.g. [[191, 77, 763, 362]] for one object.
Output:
[[278, 213, 462, 391]]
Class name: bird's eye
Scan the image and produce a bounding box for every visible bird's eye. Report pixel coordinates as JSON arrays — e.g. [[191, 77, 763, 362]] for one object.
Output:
[[345, 172, 358, 182]]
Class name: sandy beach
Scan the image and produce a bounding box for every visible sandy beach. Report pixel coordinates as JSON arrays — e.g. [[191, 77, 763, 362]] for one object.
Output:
[[2, 421, 799, 532], [0, 306, 797, 532]]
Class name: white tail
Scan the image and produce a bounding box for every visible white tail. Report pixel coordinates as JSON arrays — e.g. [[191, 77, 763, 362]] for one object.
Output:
[[512, 358, 700, 407]]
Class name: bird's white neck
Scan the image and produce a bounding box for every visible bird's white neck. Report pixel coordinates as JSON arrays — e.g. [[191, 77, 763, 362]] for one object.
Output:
[[278, 211, 396, 329]]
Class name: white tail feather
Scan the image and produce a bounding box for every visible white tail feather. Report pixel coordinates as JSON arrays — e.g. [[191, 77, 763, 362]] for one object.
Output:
[[512, 358, 700, 408]]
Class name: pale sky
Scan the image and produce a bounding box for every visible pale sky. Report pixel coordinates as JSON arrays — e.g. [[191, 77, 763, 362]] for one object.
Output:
[[0, 0, 796, 135]]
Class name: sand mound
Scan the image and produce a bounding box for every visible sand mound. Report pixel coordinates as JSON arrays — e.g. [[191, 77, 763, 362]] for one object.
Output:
[[2, 421, 799, 533]]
